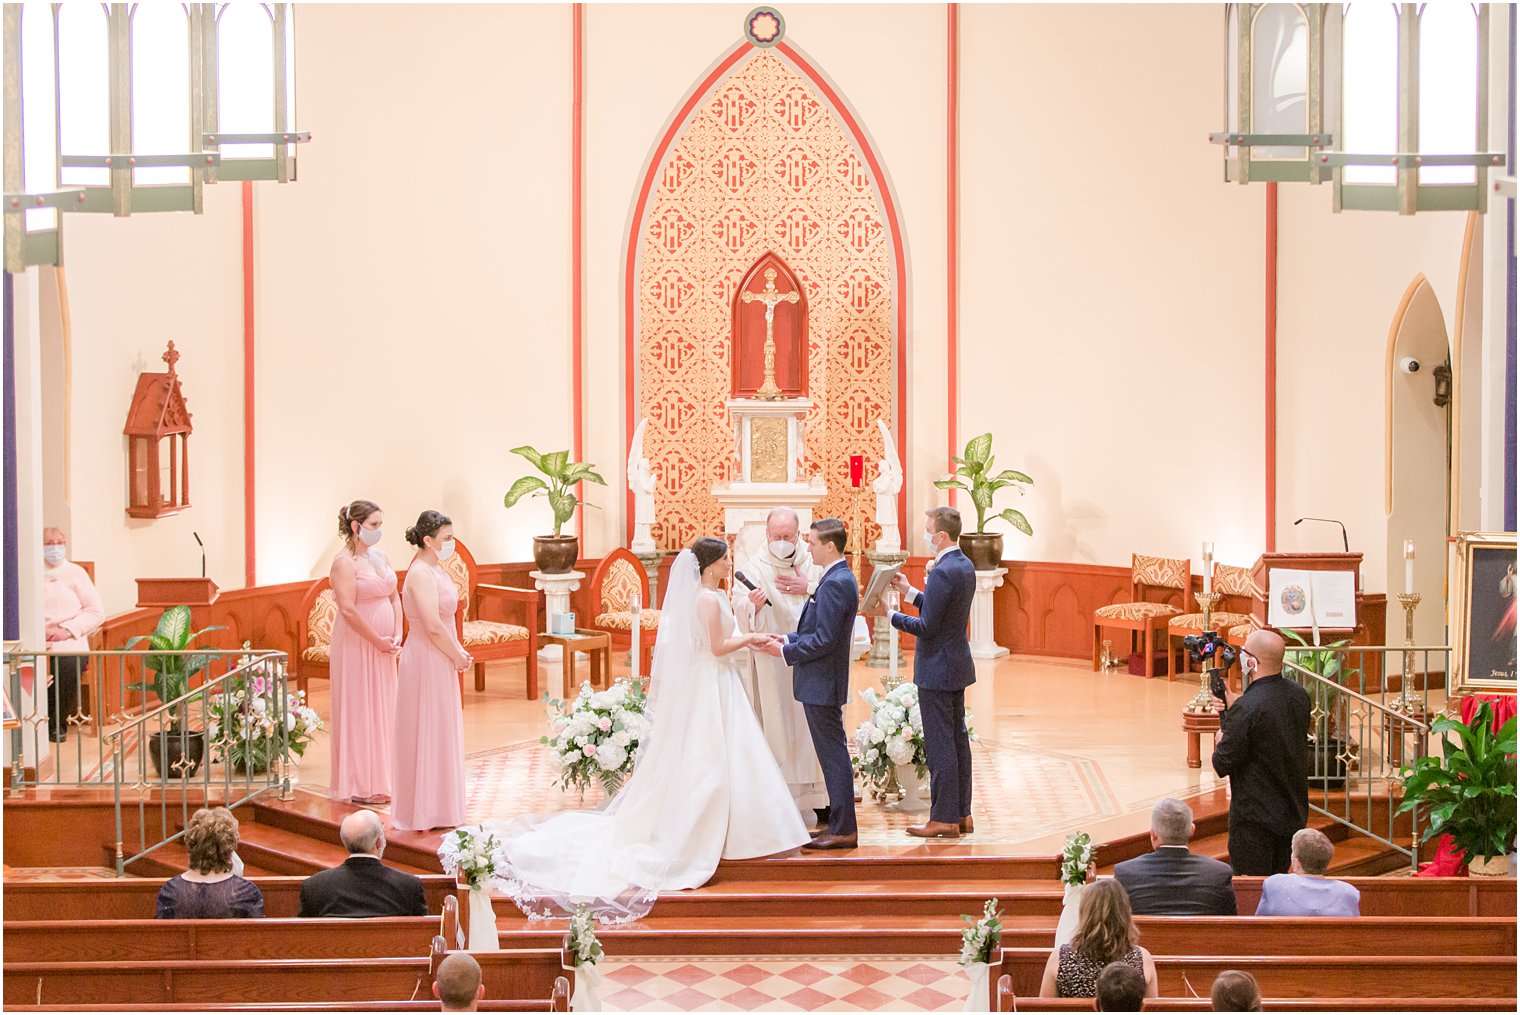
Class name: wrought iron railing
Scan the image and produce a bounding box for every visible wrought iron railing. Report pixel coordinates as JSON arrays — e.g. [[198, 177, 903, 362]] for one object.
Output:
[[1281, 642, 1451, 871], [3, 645, 296, 875]]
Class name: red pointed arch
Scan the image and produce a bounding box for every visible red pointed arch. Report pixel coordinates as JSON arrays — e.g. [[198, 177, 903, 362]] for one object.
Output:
[[622, 40, 909, 545]]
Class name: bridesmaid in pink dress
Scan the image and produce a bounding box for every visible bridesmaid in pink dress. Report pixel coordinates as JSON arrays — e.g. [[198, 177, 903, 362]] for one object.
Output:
[[391, 510, 472, 831], [328, 500, 403, 805]]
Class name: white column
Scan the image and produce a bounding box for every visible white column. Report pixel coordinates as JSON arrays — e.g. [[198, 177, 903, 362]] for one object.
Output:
[[8, 270, 50, 769], [969, 567, 1009, 660], [530, 570, 584, 667]]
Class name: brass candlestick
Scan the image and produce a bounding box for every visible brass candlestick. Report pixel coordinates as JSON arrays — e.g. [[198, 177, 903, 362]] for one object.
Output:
[[1390, 592, 1425, 715], [1186, 591, 1222, 712]]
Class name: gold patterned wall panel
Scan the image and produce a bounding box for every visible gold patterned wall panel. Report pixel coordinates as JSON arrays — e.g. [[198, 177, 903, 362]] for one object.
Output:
[[638, 50, 895, 549]]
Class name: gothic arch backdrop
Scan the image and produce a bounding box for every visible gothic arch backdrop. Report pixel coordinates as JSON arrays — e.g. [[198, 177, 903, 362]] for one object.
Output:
[[624, 41, 907, 549]]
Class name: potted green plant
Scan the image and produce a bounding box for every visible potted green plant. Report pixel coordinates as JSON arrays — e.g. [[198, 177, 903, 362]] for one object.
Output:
[[1397, 702, 1517, 876], [125, 605, 226, 779], [504, 446, 606, 574], [1282, 630, 1357, 791], [933, 433, 1033, 570]]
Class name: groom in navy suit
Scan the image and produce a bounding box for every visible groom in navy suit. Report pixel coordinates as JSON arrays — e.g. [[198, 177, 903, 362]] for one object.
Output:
[[886, 507, 977, 838], [758, 517, 859, 850]]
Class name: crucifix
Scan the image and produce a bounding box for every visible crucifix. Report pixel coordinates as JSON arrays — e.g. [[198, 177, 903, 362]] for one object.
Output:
[[740, 267, 799, 400]]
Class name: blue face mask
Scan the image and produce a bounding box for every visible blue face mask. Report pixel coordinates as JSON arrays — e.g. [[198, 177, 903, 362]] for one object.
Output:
[[43, 545, 67, 566]]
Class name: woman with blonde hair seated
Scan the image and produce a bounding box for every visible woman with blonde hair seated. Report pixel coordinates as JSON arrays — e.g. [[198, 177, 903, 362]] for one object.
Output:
[[154, 807, 264, 919], [1039, 879, 1158, 999]]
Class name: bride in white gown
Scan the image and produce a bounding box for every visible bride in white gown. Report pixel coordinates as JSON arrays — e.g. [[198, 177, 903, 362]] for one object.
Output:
[[486, 538, 812, 922]]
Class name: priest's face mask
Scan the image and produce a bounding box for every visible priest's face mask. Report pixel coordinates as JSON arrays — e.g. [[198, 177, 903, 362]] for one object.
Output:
[[766, 513, 799, 559]]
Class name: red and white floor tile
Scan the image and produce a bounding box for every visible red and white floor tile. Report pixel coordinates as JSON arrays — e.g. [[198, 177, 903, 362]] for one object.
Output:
[[598, 956, 972, 1012]]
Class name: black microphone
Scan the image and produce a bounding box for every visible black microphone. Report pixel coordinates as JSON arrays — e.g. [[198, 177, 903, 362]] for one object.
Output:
[[193, 531, 206, 578], [734, 570, 771, 607], [1293, 517, 1349, 553]]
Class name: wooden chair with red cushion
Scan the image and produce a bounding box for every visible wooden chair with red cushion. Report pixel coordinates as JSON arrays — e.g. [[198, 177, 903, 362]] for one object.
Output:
[[587, 547, 660, 679], [1166, 562, 1257, 681], [1092, 554, 1191, 678], [294, 578, 338, 696], [406, 539, 540, 699]]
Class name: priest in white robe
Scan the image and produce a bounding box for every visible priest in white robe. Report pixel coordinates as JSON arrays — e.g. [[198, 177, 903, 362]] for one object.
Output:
[[732, 507, 829, 823]]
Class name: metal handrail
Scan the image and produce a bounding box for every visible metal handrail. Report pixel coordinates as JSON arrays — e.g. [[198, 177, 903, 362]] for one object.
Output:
[[102, 649, 284, 738]]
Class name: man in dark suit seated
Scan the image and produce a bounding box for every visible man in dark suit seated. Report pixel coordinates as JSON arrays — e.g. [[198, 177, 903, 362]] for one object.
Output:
[[299, 809, 428, 917], [1113, 797, 1237, 915]]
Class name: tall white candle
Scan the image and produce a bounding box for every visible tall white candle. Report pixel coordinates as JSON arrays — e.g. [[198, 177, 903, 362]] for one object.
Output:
[[630, 591, 642, 681], [1202, 542, 1214, 594], [1403, 540, 1415, 595]]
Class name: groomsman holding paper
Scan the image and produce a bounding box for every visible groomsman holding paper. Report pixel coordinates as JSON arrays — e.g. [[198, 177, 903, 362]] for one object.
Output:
[[884, 507, 977, 838]]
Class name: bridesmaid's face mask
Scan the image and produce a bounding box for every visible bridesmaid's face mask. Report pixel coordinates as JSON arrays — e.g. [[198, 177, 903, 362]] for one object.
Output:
[[358, 526, 383, 547], [436, 538, 456, 561]]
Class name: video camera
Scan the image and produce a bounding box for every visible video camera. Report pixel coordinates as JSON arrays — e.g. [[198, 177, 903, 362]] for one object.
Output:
[[1182, 630, 1238, 668]]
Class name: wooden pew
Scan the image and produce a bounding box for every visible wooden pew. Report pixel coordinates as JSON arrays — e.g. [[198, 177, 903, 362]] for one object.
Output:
[[429, 937, 571, 1007], [2, 917, 442, 962], [995, 977, 1517, 1012], [996, 948, 1518, 1000], [0, 874, 456, 921], [1231, 876, 1516, 918], [9, 978, 569, 1012]]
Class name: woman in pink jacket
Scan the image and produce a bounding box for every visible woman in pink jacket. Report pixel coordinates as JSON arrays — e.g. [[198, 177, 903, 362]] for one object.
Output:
[[42, 528, 104, 742]]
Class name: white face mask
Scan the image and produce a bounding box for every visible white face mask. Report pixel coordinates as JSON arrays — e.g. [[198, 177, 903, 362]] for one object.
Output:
[[924, 530, 939, 552], [358, 527, 383, 547], [436, 538, 456, 561], [769, 539, 796, 560], [43, 545, 67, 566]]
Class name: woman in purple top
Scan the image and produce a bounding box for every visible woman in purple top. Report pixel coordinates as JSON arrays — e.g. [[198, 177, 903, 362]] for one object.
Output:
[[155, 807, 264, 919], [1254, 827, 1360, 916]]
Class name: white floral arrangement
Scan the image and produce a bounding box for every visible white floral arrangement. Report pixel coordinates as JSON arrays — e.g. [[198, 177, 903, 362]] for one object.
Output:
[[852, 682, 979, 791], [958, 898, 1003, 966], [438, 826, 507, 891], [564, 905, 604, 967], [207, 645, 323, 773], [1060, 831, 1096, 887], [540, 678, 651, 798]]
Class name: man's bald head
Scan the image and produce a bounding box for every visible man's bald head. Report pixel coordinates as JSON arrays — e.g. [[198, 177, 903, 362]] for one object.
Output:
[[1242, 629, 1285, 675], [765, 507, 799, 543], [433, 952, 484, 1011], [339, 809, 386, 856]]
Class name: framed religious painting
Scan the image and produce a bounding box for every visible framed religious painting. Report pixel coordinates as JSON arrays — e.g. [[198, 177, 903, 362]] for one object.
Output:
[[1449, 531, 1519, 698]]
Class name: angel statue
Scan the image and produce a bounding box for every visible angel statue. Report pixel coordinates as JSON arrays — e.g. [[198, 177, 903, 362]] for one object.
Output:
[[873, 419, 903, 553], [628, 418, 658, 553]]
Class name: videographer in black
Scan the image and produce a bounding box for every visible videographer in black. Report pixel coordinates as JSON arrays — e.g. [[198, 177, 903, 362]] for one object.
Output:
[[1209, 629, 1311, 876]]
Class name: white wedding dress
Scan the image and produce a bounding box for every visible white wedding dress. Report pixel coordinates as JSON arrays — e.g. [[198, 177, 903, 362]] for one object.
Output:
[[486, 551, 811, 922]]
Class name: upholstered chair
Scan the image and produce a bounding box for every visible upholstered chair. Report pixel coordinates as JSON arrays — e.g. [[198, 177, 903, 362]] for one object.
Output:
[[588, 547, 660, 678], [1165, 563, 1256, 681], [1092, 554, 1191, 678], [295, 579, 337, 695]]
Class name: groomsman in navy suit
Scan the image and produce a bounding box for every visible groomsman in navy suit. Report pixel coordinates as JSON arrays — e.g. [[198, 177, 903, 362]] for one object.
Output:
[[886, 507, 977, 838], [758, 517, 860, 850]]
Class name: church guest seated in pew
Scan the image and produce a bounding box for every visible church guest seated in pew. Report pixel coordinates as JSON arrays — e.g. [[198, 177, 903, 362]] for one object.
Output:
[[155, 807, 265, 919], [1113, 797, 1237, 916], [300, 810, 428, 918], [1253, 828, 1361, 917], [1040, 880, 1158, 1000], [1095, 960, 1147, 1011], [434, 951, 486, 1012], [1210, 970, 1263, 1012]]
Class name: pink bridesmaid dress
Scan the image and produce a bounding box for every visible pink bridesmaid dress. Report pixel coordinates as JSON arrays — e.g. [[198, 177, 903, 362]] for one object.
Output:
[[328, 552, 399, 801], [390, 564, 467, 831]]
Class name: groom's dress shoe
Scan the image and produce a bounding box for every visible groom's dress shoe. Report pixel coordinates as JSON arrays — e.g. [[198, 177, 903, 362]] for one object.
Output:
[[906, 821, 961, 838], [804, 833, 858, 850], [960, 816, 975, 834]]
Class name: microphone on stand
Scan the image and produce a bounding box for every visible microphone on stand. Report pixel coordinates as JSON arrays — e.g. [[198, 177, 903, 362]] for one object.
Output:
[[734, 570, 772, 607], [192, 531, 206, 578], [1293, 517, 1349, 553]]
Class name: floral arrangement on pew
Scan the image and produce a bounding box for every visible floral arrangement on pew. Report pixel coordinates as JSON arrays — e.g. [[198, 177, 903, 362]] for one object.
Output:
[[541, 678, 651, 798], [957, 898, 1004, 1007], [563, 905, 606, 1013], [1054, 831, 1097, 948], [439, 826, 508, 953], [207, 643, 323, 774]]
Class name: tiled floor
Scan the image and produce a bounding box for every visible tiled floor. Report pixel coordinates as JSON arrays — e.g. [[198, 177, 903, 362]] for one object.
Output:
[[597, 956, 973, 1012]]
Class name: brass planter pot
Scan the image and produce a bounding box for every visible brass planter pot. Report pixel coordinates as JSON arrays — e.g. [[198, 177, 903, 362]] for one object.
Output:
[[958, 532, 1004, 571], [532, 536, 580, 574]]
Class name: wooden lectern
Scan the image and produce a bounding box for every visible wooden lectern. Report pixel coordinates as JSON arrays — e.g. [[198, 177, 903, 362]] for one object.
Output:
[[1247, 552, 1386, 686], [136, 577, 219, 608]]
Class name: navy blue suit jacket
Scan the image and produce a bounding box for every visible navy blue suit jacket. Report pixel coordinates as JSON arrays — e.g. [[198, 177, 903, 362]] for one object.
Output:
[[891, 547, 976, 692], [783, 560, 860, 707]]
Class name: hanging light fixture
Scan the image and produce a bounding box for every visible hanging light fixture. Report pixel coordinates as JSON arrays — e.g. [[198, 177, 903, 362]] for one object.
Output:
[[3, 3, 307, 272], [1211, 3, 1332, 184], [1321, 3, 1503, 214]]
